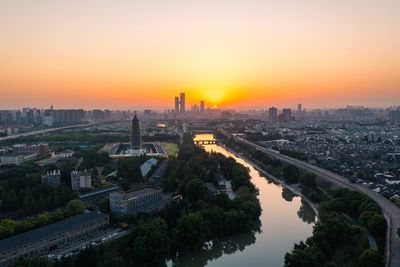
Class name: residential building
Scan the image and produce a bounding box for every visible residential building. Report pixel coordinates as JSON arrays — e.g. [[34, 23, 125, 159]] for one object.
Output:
[[70, 170, 91, 190], [180, 92, 186, 113], [0, 153, 37, 165], [174, 97, 180, 113], [109, 187, 164, 216], [268, 107, 278, 123], [282, 108, 292, 122], [41, 170, 61, 188]]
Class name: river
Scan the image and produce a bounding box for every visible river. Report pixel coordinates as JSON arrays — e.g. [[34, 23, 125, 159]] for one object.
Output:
[[169, 134, 315, 267]]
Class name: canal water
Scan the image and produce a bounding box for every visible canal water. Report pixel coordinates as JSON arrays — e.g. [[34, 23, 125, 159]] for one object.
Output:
[[169, 134, 315, 267]]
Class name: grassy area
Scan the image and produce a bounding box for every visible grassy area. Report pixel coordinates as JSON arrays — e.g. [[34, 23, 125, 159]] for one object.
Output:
[[161, 142, 179, 156]]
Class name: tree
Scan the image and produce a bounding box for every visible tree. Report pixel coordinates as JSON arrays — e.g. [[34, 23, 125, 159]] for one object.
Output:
[[0, 219, 16, 239], [65, 199, 85, 217], [185, 179, 206, 205], [283, 165, 299, 184], [357, 249, 384, 267], [132, 218, 170, 265], [174, 213, 206, 251], [300, 172, 317, 188], [117, 158, 143, 183]]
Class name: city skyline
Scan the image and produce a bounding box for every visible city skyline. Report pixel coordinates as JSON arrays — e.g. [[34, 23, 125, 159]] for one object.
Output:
[[1, 0, 400, 109]]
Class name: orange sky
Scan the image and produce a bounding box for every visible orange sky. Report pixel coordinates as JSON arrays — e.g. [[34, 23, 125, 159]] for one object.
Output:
[[0, 0, 399, 109]]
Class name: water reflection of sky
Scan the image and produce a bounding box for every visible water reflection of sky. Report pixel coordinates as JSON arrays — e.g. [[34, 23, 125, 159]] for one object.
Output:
[[169, 135, 315, 267]]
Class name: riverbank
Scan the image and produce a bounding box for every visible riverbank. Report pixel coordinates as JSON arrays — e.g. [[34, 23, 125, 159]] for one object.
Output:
[[218, 143, 320, 221]]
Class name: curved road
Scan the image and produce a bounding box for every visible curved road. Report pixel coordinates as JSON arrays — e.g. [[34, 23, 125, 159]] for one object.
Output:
[[220, 130, 400, 267]]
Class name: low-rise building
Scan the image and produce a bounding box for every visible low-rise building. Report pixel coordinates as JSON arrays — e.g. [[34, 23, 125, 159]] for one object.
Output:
[[0, 212, 109, 266], [0, 153, 37, 165], [78, 186, 120, 204], [140, 158, 158, 177], [41, 170, 61, 188], [71, 170, 92, 190], [110, 187, 164, 216]]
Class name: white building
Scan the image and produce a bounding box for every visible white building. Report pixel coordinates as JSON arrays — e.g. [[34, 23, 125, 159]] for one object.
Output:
[[70, 170, 92, 190], [0, 153, 37, 165]]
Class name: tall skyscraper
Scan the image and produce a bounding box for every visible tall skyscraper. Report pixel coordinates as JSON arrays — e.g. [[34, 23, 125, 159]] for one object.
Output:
[[297, 104, 302, 113], [131, 111, 142, 149], [200, 100, 205, 112], [282, 108, 292, 122], [174, 97, 180, 113], [268, 107, 277, 123], [180, 92, 185, 113]]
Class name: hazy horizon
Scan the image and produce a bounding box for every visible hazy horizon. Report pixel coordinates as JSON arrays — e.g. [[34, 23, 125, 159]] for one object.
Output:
[[1, 0, 399, 109]]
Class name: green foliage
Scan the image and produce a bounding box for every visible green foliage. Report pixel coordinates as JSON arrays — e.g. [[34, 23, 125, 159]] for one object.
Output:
[[357, 249, 384, 267], [300, 172, 317, 188], [185, 179, 206, 205], [285, 189, 385, 267], [14, 257, 53, 267], [132, 218, 170, 265], [117, 157, 144, 184], [65, 199, 86, 217], [0, 199, 86, 240], [174, 213, 206, 251], [282, 165, 299, 184]]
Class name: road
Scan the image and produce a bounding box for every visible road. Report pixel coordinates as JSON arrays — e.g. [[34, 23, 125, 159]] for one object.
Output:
[[220, 130, 400, 267], [48, 228, 131, 260], [0, 121, 119, 142]]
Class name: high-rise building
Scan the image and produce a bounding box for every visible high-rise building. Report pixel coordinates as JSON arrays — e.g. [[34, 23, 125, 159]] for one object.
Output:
[[180, 92, 186, 113], [282, 108, 292, 122], [41, 170, 61, 188], [389, 108, 400, 124], [70, 170, 91, 190], [200, 101, 205, 112], [131, 111, 142, 149], [268, 107, 278, 123], [174, 97, 180, 113], [297, 104, 302, 113]]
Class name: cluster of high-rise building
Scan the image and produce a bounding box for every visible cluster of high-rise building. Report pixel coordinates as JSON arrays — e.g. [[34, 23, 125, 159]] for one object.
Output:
[[0, 107, 112, 128], [268, 107, 294, 123], [174, 92, 186, 114]]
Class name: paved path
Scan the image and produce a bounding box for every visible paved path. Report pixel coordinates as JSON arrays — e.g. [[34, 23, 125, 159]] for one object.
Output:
[[220, 130, 400, 267]]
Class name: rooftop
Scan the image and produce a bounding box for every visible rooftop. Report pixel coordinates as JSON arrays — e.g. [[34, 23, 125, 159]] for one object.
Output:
[[0, 212, 108, 253], [112, 187, 161, 199]]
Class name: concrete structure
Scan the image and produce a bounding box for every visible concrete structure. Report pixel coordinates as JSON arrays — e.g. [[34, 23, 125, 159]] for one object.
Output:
[[0, 212, 109, 267], [282, 108, 292, 122], [130, 111, 142, 149], [78, 186, 120, 204], [180, 92, 186, 113], [174, 96, 180, 113], [110, 187, 164, 216], [200, 100, 205, 112], [140, 158, 158, 177], [71, 170, 92, 190], [0, 153, 37, 165], [41, 170, 61, 188], [268, 107, 278, 123]]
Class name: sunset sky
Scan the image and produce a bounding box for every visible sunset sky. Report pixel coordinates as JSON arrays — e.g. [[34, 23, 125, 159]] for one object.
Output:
[[0, 0, 399, 109]]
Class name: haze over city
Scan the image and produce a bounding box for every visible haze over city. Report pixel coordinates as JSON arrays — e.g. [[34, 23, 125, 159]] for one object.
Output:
[[1, 0, 400, 109]]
